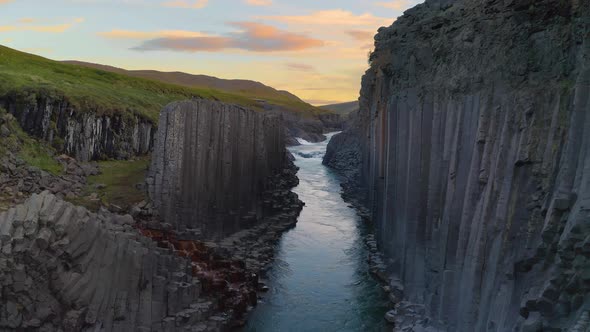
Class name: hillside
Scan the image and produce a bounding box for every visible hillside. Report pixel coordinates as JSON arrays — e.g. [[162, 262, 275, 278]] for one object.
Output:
[[320, 101, 359, 116], [0, 45, 327, 122], [63, 60, 306, 106]]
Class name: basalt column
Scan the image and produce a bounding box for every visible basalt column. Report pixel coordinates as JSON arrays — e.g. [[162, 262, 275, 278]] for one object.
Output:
[[326, 0, 590, 330], [147, 99, 287, 237]]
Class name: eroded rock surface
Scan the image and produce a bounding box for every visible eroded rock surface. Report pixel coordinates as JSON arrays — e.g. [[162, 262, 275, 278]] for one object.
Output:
[[326, 0, 590, 331]]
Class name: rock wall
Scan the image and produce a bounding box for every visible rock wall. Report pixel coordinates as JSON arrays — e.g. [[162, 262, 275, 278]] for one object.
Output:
[[1, 89, 154, 162], [276, 110, 330, 146], [0, 191, 231, 331], [327, 0, 590, 331], [147, 99, 290, 238]]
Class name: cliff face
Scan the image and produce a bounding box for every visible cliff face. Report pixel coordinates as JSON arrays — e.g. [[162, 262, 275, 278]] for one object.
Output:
[[327, 0, 590, 330], [147, 100, 293, 238], [1, 90, 154, 162], [0, 192, 219, 331]]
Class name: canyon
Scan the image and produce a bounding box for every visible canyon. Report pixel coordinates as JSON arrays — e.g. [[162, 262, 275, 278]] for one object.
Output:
[[326, 0, 590, 331], [1, 0, 589, 330]]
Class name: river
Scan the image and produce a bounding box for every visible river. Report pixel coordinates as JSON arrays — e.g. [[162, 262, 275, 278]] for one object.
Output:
[[244, 133, 389, 332]]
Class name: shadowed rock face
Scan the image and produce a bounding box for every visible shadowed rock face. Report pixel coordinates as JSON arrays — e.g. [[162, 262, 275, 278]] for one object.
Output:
[[147, 99, 289, 238], [1, 90, 154, 162], [326, 0, 590, 331]]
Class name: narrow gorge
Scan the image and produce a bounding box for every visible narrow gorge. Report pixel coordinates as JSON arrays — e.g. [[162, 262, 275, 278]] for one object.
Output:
[[1, 0, 589, 331]]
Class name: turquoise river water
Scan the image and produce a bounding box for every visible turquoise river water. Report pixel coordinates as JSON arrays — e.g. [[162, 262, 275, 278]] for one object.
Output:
[[244, 133, 389, 332]]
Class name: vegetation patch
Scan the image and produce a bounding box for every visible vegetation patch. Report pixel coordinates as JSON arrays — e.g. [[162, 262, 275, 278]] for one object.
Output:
[[72, 157, 150, 211], [0, 107, 62, 175]]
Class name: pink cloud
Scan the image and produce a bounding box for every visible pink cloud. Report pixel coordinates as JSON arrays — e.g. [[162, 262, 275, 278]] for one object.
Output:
[[285, 63, 315, 72], [346, 30, 375, 42], [134, 22, 324, 52], [261, 9, 391, 27]]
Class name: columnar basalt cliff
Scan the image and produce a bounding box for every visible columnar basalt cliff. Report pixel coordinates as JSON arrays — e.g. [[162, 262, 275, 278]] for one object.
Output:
[[0, 191, 251, 331], [326, 0, 590, 331], [147, 99, 296, 238], [1, 90, 154, 162]]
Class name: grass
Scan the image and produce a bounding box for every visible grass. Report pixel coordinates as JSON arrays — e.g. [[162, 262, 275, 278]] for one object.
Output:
[[20, 142, 63, 175], [0, 107, 63, 175], [71, 157, 150, 211], [0, 45, 328, 122]]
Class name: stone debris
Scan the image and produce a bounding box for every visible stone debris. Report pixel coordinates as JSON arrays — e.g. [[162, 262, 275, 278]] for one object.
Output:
[[0, 151, 98, 211]]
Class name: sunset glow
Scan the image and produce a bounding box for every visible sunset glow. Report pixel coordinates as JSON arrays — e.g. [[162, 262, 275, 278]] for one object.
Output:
[[0, 0, 421, 105]]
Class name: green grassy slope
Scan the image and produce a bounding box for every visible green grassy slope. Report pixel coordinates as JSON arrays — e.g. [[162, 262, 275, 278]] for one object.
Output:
[[64, 60, 309, 107], [0, 45, 328, 122]]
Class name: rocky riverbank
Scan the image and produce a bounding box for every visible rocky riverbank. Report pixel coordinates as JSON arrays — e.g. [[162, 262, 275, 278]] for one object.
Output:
[[0, 152, 303, 331]]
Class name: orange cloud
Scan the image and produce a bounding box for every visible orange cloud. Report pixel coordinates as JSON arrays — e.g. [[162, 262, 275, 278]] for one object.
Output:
[[261, 9, 391, 28], [245, 0, 272, 5], [99, 29, 208, 39], [133, 22, 324, 53], [0, 18, 84, 33], [374, 1, 412, 10], [162, 0, 208, 8], [0, 0, 14, 4], [346, 30, 375, 42], [27, 24, 74, 33]]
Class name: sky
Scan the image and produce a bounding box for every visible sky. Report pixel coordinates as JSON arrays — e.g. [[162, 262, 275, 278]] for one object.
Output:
[[0, 0, 422, 105]]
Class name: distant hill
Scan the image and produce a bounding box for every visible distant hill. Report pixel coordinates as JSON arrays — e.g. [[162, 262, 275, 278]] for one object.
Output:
[[0, 45, 328, 124], [63, 60, 307, 107], [320, 101, 359, 115]]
